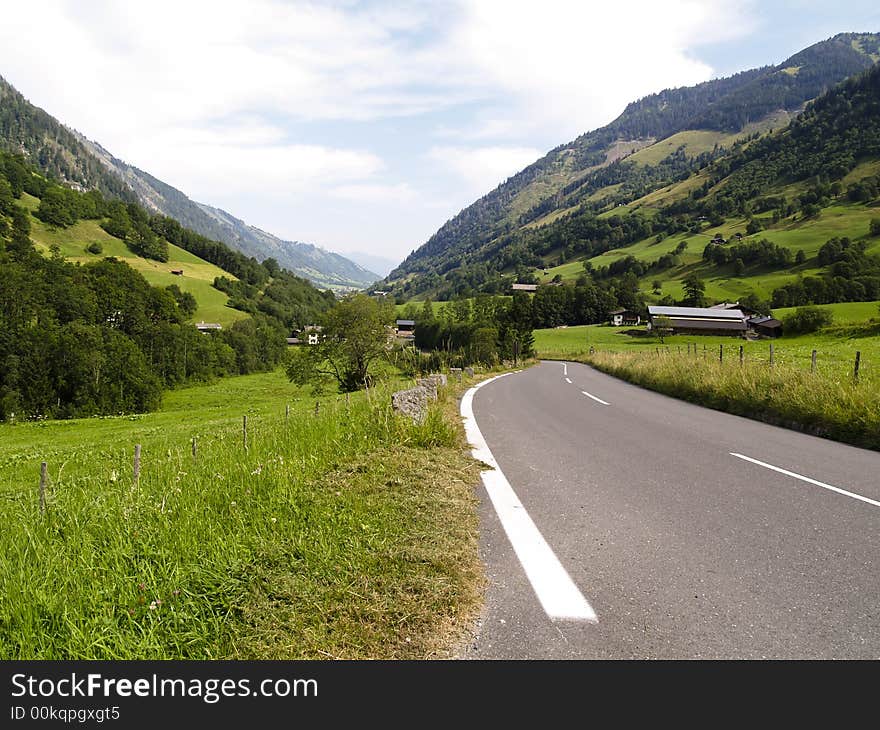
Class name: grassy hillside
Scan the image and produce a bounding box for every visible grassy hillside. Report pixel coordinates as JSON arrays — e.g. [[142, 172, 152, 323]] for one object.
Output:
[[19, 192, 247, 327], [536, 195, 880, 302]]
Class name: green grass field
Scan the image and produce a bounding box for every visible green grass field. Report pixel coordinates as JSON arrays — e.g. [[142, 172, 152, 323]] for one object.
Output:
[[21, 193, 247, 327], [535, 313, 880, 384], [0, 370, 484, 659]]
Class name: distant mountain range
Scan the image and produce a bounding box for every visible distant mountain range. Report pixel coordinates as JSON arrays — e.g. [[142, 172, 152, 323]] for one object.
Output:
[[342, 250, 399, 278], [0, 75, 379, 290], [384, 32, 880, 299]]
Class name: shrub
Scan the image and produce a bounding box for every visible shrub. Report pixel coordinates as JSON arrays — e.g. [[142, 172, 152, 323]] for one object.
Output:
[[783, 306, 833, 334], [87, 242, 103, 255]]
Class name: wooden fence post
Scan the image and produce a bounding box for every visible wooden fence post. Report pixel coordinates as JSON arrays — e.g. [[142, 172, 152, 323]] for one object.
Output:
[[739, 345, 744, 366], [243, 415, 248, 450], [39, 461, 47, 514], [345, 393, 350, 407], [315, 401, 320, 416], [854, 351, 861, 383], [719, 344, 723, 364], [133, 444, 141, 486], [285, 403, 290, 423], [191, 437, 197, 461], [811, 350, 817, 374]]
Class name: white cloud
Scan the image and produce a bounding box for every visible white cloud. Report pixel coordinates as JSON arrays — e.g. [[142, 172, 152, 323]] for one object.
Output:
[[446, 0, 757, 141], [0, 0, 758, 260], [428, 145, 545, 196]]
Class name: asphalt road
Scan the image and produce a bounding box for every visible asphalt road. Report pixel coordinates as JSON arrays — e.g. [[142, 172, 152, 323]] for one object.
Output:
[[461, 361, 880, 659]]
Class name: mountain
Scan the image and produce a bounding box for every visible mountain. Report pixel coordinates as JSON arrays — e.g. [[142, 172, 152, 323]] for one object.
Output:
[[343, 250, 399, 278], [0, 75, 377, 290], [385, 32, 880, 299]]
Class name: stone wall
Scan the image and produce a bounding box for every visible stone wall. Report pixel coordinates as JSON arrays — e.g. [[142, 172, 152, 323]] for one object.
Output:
[[392, 373, 449, 423]]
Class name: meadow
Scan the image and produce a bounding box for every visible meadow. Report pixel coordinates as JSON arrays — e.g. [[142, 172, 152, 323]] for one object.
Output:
[[0, 370, 483, 659]]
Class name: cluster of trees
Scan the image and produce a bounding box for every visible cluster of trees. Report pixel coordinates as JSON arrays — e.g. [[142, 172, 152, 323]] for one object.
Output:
[[771, 236, 880, 307], [702, 238, 794, 269], [410, 294, 535, 365], [0, 150, 335, 420]]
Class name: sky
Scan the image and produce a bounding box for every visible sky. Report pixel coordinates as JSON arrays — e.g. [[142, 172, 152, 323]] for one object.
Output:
[[0, 1, 878, 269]]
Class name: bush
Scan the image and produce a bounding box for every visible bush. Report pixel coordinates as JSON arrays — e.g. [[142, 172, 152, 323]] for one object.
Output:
[[87, 242, 103, 255], [783, 306, 833, 334], [870, 218, 880, 237]]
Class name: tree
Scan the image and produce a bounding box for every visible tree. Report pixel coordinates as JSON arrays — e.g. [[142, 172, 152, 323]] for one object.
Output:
[[795, 249, 807, 264], [681, 272, 707, 307], [870, 218, 880, 237], [746, 218, 763, 235], [286, 294, 391, 392], [652, 280, 663, 295], [733, 258, 745, 276], [652, 315, 672, 343]]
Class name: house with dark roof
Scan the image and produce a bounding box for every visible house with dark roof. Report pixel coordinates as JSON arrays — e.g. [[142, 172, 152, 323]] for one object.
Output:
[[609, 308, 641, 326], [648, 305, 748, 336], [748, 316, 783, 338]]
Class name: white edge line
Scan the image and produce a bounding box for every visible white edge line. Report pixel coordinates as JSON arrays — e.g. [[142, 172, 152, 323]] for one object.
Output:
[[730, 452, 880, 508], [581, 390, 610, 406], [563, 362, 568, 376], [565, 377, 572, 384], [462, 373, 598, 622]]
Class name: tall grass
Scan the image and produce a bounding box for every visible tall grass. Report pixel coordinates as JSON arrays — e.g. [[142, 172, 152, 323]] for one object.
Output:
[[0, 382, 481, 659], [584, 348, 880, 450]]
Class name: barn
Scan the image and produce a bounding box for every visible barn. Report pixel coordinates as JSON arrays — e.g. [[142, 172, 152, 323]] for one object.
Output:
[[648, 305, 748, 336]]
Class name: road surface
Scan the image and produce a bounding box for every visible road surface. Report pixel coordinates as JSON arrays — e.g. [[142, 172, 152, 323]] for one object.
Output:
[[461, 361, 880, 659]]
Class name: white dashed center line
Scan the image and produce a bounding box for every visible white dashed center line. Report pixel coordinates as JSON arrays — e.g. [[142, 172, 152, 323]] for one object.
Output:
[[581, 390, 610, 406]]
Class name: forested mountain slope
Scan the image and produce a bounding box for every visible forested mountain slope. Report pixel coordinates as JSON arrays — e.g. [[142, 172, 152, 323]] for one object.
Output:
[[0, 75, 378, 290], [385, 32, 880, 299]]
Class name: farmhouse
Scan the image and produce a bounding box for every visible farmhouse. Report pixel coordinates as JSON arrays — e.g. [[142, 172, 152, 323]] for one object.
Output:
[[511, 283, 538, 292], [748, 315, 783, 338], [303, 325, 322, 345], [711, 301, 760, 317], [648, 305, 748, 336], [609, 308, 642, 326], [195, 321, 222, 332], [170, 269, 184, 276]]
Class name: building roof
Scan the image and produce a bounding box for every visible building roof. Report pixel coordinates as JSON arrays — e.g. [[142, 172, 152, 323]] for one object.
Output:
[[195, 321, 222, 330], [610, 308, 639, 315], [648, 306, 746, 320], [396, 319, 415, 326], [748, 316, 782, 327], [664, 318, 748, 331], [511, 283, 538, 291]]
